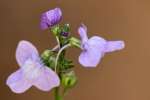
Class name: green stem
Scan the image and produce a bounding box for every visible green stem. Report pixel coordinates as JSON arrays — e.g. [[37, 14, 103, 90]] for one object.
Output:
[[54, 44, 71, 72], [56, 36, 60, 49], [54, 87, 59, 100]]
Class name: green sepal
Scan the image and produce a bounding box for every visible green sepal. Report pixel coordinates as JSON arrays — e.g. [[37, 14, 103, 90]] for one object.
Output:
[[51, 25, 61, 36]]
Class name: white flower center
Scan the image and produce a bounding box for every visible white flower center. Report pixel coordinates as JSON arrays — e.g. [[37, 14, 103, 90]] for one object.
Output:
[[22, 59, 42, 82]]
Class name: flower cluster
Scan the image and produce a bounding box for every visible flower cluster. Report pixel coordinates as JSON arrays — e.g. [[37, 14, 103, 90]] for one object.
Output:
[[6, 7, 125, 99]]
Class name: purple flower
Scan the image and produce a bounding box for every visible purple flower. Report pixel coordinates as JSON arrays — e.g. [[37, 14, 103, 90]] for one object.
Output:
[[78, 24, 125, 67], [40, 8, 62, 30], [6, 40, 60, 93]]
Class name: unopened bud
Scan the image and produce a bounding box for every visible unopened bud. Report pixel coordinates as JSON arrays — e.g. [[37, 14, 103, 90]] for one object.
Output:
[[61, 71, 77, 88], [63, 24, 70, 32], [60, 24, 70, 37], [69, 37, 81, 48], [61, 32, 69, 37], [41, 50, 56, 69]]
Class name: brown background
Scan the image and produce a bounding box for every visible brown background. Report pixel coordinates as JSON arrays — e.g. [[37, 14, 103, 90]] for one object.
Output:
[[0, 0, 150, 100]]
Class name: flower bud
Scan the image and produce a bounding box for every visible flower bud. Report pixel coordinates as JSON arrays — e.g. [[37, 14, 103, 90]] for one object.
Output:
[[40, 8, 62, 30], [69, 37, 81, 48], [63, 24, 70, 32], [41, 50, 52, 59], [60, 24, 70, 37], [61, 71, 77, 88], [41, 50, 56, 69], [61, 32, 69, 37]]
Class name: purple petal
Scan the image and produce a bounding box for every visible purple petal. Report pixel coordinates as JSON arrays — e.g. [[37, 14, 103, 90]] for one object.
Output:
[[16, 40, 39, 66], [105, 41, 125, 53], [6, 69, 32, 93], [33, 66, 60, 91], [78, 24, 88, 43], [21, 59, 42, 81], [79, 36, 106, 67], [40, 8, 62, 30]]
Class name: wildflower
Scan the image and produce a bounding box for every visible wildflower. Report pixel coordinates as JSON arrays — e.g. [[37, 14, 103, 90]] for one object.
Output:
[[78, 24, 125, 67], [6, 40, 60, 93], [40, 8, 62, 30]]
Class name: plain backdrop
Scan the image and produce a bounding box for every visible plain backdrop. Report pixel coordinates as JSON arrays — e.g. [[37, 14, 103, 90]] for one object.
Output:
[[0, 0, 150, 100]]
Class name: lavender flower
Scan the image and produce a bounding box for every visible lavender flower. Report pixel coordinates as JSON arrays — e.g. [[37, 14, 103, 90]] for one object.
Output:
[[40, 8, 62, 30], [6, 40, 60, 93], [78, 24, 125, 67]]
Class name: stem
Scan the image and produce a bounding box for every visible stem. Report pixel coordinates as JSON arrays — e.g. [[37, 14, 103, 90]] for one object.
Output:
[[56, 36, 60, 49], [52, 45, 59, 51], [54, 87, 60, 100], [54, 44, 71, 72]]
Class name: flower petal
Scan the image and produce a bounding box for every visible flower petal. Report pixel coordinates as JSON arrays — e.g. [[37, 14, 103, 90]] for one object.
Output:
[[79, 48, 102, 67], [78, 24, 88, 43], [16, 40, 39, 66], [79, 36, 106, 67], [33, 67, 60, 91], [88, 36, 106, 49], [21, 59, 42, 81], [6, 69, 32, 93], [40, 8, 62, 30], [105, 41, 125, 53]]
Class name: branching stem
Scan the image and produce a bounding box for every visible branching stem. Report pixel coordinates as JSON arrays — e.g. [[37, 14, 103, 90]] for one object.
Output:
[[54, 44, 71, 72]]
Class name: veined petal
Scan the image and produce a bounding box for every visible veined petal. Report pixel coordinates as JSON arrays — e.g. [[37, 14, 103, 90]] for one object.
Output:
[[105, 41, 125, 53], [33, 67, 60, 91], [16, 40, 39, 67], [40, 8, 62, 30], [6, 69, 32, 93]]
